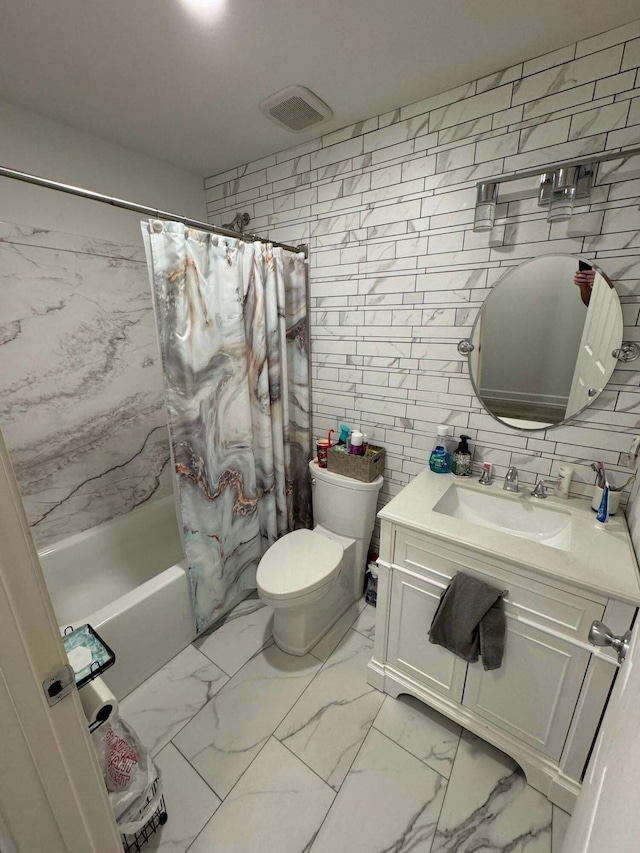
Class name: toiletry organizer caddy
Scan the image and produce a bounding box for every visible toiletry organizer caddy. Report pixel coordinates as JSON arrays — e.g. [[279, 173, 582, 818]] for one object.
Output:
[[327, 444, 385, 483]]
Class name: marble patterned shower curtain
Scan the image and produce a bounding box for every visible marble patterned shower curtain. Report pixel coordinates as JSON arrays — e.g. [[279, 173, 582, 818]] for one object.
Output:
[[143, 221, 311, 633]]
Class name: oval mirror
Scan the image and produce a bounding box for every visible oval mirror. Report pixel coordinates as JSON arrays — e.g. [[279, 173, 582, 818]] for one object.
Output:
[[468, 255, 623, 431]]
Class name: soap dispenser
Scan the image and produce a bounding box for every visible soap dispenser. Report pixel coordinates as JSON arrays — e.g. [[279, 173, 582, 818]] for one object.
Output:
[[451, 435, 473, 477], [429, 425, 451, 474]]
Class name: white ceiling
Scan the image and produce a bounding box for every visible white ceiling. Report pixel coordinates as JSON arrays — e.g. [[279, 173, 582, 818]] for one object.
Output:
[[1, 1, 639, 177]]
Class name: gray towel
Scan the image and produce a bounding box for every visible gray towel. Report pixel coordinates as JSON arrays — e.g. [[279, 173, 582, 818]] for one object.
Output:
[[429, 573, 505, 670]]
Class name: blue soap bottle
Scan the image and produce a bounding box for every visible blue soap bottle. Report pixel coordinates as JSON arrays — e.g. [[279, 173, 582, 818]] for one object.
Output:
[[429, 425, 451, 474]]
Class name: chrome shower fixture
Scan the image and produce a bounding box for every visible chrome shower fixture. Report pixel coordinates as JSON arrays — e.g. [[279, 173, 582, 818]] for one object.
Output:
[[222, 212, 251, 233]]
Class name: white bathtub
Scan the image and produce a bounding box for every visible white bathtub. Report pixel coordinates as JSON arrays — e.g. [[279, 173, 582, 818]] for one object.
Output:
[[38, 496, 195, 700]]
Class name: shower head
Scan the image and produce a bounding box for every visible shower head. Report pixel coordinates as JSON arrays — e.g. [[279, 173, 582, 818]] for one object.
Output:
[[222, 212, 251, 233]]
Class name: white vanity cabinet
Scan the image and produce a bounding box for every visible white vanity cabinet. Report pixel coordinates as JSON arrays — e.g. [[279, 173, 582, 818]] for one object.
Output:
[[462, 616, 591, 761], [368, 472, 640, 812]]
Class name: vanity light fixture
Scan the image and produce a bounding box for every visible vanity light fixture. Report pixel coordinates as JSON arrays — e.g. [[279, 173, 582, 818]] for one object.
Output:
[[473, 182, 498, 232], [472, 147, 640, 231], [537, 164, 595, 223], [546, 166, 579, 222]]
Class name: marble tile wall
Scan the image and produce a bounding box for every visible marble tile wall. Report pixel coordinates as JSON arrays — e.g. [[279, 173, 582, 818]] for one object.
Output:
[[0, 222, 172, 547], [205, 19, 640, 546]]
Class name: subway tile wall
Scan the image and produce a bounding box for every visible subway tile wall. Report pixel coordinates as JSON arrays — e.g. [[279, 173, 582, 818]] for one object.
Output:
[[205, 20, 640, 536]]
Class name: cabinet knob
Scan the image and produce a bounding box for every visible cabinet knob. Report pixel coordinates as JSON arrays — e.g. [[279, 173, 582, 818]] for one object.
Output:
[[588, 620, 631, 664]]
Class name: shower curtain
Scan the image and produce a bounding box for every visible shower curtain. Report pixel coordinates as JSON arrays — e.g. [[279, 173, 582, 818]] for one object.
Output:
[[142, 221, 312, 633]]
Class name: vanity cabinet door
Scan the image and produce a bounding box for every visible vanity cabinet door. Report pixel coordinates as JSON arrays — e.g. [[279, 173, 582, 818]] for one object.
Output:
[[462, 615, 591, 760], [387, 568, 467, 703]]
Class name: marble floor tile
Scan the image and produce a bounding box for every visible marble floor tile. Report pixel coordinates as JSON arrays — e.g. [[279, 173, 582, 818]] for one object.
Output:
[[310, 728, 446, 853], [552, 806, 572, 853], [194, 600, 273, 676], [128, 743, 220, 853], [352, 602, 377, 640], [189, 738, 334, 853], [276, 629, 385, 790], [119, 645, 228, 756], [373, 693, 462, 778], [173, 643, 321, 799], [309, 597, 365, 662], [432, 733, 552, 853]]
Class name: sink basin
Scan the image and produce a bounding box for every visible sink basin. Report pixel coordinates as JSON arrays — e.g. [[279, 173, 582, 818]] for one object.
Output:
[[433, 484, 572, 551]]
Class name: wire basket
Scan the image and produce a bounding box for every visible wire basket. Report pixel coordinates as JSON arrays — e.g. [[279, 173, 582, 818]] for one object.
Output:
[[121, 777, 168, 852]]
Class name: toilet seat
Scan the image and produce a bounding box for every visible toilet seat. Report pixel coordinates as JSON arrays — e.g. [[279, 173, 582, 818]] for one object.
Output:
[[257, 529, 343, 602]]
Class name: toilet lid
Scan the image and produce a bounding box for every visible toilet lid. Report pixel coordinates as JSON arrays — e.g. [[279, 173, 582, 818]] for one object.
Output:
[[257, 529, 343, 601]]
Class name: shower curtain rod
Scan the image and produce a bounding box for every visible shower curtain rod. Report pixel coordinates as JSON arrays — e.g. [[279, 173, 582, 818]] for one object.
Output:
[[0, 165, 308, 257]]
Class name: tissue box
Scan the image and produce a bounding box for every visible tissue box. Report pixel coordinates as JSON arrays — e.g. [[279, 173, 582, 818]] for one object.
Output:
[[326, 444, 385, 483]]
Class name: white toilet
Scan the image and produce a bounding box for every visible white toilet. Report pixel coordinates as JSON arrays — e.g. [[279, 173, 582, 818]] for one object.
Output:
[[257, 459, 383, 655]]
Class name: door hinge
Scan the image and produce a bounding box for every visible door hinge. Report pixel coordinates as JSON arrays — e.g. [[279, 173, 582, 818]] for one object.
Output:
[[43, 664, 76, 706]]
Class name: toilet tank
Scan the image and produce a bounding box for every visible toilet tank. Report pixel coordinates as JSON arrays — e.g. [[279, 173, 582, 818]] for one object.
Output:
[[309, 460, 382, 540]]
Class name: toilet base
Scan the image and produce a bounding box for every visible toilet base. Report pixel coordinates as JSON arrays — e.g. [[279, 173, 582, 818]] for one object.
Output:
[[271, 562, 356, 656]]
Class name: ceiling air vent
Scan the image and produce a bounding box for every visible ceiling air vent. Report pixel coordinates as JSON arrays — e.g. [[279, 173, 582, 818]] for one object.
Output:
[[259, 85, 333, 132]]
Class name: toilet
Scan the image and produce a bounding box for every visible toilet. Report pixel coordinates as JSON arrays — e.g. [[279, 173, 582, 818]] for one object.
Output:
[[257, 459, 383, 655]]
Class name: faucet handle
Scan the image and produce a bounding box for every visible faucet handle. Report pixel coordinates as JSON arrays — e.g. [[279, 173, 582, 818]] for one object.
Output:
[[531, 478, 557, 499], [479, 464, 493, 486]]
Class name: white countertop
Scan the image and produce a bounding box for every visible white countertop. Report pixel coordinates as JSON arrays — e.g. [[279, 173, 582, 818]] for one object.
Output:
[[379, 469, 640, 606]]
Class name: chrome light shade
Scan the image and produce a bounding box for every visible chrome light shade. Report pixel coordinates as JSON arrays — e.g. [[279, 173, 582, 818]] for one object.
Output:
[[547, 166, 579, 222], [473, 182, 498, 232]]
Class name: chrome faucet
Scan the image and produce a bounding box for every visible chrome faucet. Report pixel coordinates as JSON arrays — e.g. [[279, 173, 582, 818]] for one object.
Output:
[[503, 466, 519, 493], [530, 478, 558, 499]]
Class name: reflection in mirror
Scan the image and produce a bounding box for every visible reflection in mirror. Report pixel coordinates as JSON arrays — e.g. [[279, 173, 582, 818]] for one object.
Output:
[[469, 255, 623, 431]]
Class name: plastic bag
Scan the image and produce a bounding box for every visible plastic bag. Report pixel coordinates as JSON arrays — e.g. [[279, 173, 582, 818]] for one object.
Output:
[[365, 561, 378, 606], [91, 713, 162, 834]]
